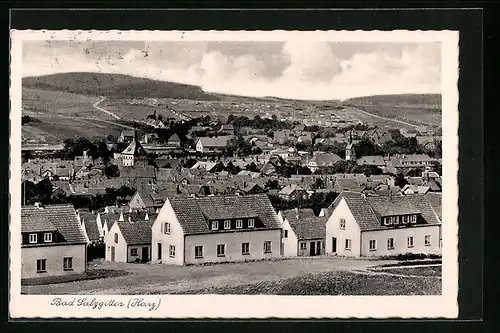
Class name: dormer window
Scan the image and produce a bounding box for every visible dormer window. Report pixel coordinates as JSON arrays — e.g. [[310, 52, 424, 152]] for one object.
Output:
[[402, 215, 409, 224], [248, 219, 255, 228], [44, 232, 52, 243], [236, 219, 243, 229], [212, 221, 219, 230], [410, 215, 417, 223], [393, 216, 399, 225], [29, 233, 37, 244], [383, 217, 391, 226], [224, 220, 231, 230]]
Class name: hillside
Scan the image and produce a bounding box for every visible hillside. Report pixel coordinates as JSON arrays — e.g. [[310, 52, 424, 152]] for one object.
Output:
[[22, 72, 221, 101], [344, 94, 442, 109]]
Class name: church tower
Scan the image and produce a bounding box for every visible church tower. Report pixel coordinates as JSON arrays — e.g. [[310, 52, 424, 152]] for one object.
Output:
[[345, 132, 355, 161]]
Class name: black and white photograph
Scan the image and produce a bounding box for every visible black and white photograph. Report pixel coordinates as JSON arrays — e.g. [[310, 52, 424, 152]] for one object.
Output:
[[9, 29, 459, 318]]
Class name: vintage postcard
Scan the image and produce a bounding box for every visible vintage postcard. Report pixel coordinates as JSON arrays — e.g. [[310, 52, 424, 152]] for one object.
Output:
[[9, 29, 459, 318]]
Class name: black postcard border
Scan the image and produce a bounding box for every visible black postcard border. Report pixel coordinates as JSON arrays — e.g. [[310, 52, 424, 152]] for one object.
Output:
[[5, 6, 486, 331]]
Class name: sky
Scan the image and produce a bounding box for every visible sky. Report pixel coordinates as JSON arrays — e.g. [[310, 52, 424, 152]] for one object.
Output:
[[22, 40, 441, 100]]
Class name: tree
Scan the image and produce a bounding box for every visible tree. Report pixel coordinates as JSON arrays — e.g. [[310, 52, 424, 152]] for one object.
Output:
[[265, 179, 279, 190], [395, 173, 408, 188], [354, 139, 380, 158], [350, 164, 383, 176], [105, 164, 120, 177], [431, 160, 442, 176], [311, 178, 325, 190]]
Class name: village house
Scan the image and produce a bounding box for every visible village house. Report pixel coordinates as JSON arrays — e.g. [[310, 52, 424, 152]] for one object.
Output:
[[78, 212, 101, 243], [167, 133, 182, 147], [402, 184, 430, 195], [356, 155, 386, 168], [324, 191, 442, 257], [21, 204, 87, 280], [118, 130, 136, 143], [121, 131, 149, 167], [278, 184, 309, 201], [129, 190, 167, 213], [307, 153, 343, 172], [140, 132, 160, 145], [279, 208, 326, 257], [105, 219, 154, 263], [218, 124, 235, 135], [195, 136, 234, 153], [151, 194, 282, 265], [390, 154, 434, 173]]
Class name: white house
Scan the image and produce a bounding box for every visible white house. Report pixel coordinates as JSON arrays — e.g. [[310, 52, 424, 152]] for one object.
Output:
[[325, 191, 442, 257], [104, 220, 154, 263], [151, 194, 282, 265], [195, 136, 234, 153], [279, 208, 326, 257]]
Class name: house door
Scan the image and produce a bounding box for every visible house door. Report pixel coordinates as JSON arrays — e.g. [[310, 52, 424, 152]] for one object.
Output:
[[309, 242, 316, 256], [157, 243, 162, 260], [111, 246, 115, 262], [331, 237, 337, 253], [316, 241, 321, 255], [142, 247, 149, 262]]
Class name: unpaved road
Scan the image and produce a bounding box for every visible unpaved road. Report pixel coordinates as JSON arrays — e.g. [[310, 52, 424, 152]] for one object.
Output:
[[92, 96, 121, 120]]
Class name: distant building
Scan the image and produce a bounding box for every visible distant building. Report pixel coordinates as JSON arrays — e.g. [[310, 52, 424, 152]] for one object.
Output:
[[278, 184, 309, 201], [21, 204, 87, 280], [279, 208, 326, 257], [218, 124, 235, 135], [121, 131, 149, 167], [195, 136, 234, 153], [118, 130, 136, 143], [167, 133, 182, 147], [308, 153, 343, 172]]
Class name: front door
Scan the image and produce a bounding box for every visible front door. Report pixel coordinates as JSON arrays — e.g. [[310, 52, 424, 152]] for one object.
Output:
[[111, 246, 115, 262], [331, 237, 337, 253], [316, 241, 321, 255], [157, 243, 162, 260], [142, 247, 149, 262], [309, 242, 316, 256]]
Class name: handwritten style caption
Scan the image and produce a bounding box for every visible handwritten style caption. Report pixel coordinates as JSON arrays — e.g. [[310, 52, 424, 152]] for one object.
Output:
[[51, 297, 161, 311]]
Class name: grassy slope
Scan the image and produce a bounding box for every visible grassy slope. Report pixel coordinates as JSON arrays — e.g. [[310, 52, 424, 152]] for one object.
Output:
[[23, 72, 221, 101]]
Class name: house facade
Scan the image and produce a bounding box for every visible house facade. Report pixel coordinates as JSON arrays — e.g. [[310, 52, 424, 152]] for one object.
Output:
[[21, 204, 87, 280], [279, 208, 326, 257], [195, 136, 233, 153], [104, 220, 153, 263], [151, 194, 282, 265], [325, 191, 441, 257]]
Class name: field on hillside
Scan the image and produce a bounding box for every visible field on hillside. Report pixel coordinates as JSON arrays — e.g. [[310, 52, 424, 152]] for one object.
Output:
[[349, 104, 442, 127], [22, 116, 127, 142], [22, 88, 107, 119]]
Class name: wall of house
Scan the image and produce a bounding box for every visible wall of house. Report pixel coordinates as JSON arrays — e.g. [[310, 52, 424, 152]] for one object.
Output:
[[21, 244, 86, 279], [282, 219, 298, 257], [127, 245, 152, 263], [129, 193, 146, 210], [360, 225, 441, 257], [151, 200, 185, 265], [104, 223, 127, 263], [325, 197, 362, 257], [184, 229, 281, 265], [297, 239, 324, 256]]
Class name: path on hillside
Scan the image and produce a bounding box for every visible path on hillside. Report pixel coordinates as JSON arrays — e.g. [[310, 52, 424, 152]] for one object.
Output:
[[24, 111, 135, 130], [346, 106, 422, 129], [92, 96, 121, 120]]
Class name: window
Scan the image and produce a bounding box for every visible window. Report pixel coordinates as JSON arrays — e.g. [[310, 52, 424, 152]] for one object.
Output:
[[402, 215, 409, 224], [29, 233, 37, 244], [387, 238, 395, 250], [411, 215, 417, 223], [114, 233, 118, 243], [195, 246, 203, 258], [236, 219, 243, 229], [263, 241, 272, 253], [284, 230, 288, 238], [300, 242, 307, 250], [383, 217, 391, 226], [248, 219, 255, 228], [340, 218, 346, 230], [369, 240, 377, 251], [345, 239, 352, 250], [131, 248, 138, 256], [211, 221, 219, 230], [425, 235, 431, 246], [242, 242, 250, 255], [393, 216, 400, 225], [217, 244, 226, 257], [407, 236, 414, 248], [36, 259, 46, 272], [63, 257, 73, 270], [164, 222, 171, 234], [224, 220, 231, 230], [169, 245, 176, 257], [44, 232, 52, 243]]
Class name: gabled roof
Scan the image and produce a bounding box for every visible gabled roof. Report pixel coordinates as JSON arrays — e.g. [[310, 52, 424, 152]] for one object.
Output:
[[119, 165, 156, 178], [82, 218, 100, 241], [425, 192, 442, 221], [286, 215, 326, 240], [167, 194, 281, 235], [279, 184, 306, 195], [197, 136, 233, 148], [21, 204, 87, 244], [168, 133, 181, 143], [357, 155, 386, 166], [21, 215, 57, 233], [329, 191, 441, 231], [122, 138, 148, 157], [309, 153, 342, 166], [116, 220, 154, 245], [333, 178, 366, 193]]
